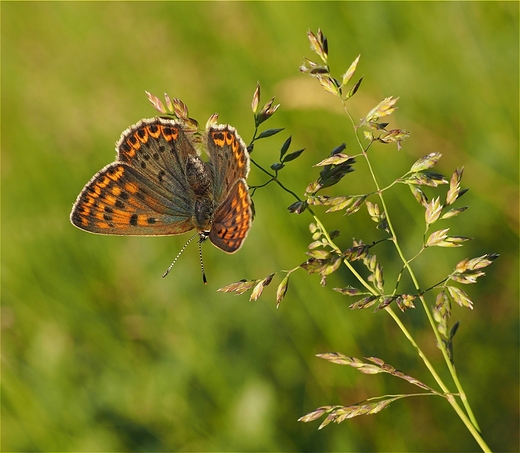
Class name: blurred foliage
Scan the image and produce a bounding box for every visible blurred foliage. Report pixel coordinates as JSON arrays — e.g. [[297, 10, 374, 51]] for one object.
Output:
[[2, 2, 518, 452]]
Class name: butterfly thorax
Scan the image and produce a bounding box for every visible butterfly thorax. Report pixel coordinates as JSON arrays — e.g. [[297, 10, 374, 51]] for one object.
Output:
[[194, 197, 214, 232]]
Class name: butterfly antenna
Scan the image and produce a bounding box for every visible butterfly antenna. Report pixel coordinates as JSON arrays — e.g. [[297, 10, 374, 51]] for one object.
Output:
[[198, 238, 208, 285], [162, 232, 198, 278]]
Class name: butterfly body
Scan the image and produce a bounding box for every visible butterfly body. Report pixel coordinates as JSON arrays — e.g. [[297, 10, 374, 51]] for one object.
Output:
[[71, 117, 252, 253]]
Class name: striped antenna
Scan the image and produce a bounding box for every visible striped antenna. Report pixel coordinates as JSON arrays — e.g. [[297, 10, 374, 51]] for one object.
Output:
[[162, 232, 199, 278], [198, 238, 208, 284]]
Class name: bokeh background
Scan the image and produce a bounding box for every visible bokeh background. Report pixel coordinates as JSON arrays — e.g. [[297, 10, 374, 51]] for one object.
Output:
[[3, 2, 518, 452]]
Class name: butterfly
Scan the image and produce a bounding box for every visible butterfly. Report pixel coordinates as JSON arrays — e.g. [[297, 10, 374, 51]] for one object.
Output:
[[70, 116, 253, 279]]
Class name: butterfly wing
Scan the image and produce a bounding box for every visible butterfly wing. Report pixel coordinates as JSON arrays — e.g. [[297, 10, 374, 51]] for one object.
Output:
[[71, 117, 199, 235], [206, 124, 250, 203], [117, 117, 197, 203], [70, 162, 195, 235], [209, 179, 252, 253]]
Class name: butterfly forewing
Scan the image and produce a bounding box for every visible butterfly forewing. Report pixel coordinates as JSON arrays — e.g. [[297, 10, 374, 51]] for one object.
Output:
[[117, 118, 198, 198], [71, 162, 195, 236]]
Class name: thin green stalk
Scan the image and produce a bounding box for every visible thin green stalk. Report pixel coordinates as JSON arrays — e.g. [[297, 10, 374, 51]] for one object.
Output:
[[385, 307, 489, 451], [311, 214, 375, 294], [341, 99, 486, 447], [250, 91, 488, 450], [250, 157, 303, 203], [368, 162, 482, 430]]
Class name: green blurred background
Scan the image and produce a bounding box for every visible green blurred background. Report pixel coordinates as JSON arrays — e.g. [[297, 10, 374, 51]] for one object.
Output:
[[2, 2, 518, 451]]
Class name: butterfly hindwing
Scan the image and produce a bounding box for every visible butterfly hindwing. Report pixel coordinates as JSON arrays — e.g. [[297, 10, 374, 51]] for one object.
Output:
[[206, 124, 250, 203], [209, 179, 252, 253]]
